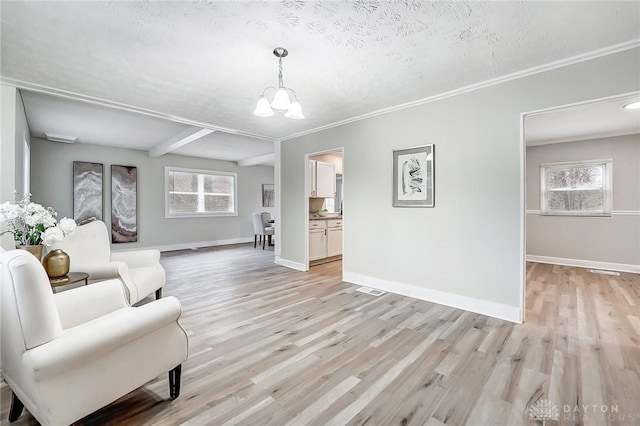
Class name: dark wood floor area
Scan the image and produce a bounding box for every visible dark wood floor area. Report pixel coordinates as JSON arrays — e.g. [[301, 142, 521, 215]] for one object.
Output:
[[1, 244, 639, 425]]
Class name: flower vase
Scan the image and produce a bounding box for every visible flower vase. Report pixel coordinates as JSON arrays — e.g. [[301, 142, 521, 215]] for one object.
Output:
[[16, 244, 44, 261], [42, 249, 70, 278]]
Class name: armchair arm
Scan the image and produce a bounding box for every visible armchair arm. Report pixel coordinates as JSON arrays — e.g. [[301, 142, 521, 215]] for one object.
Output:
[[54, 279, 129, 329], [71, 261, 136, 302], [111, 250, 161, 269], [75, 262, 128, 281], [25, 297, 183, 381]]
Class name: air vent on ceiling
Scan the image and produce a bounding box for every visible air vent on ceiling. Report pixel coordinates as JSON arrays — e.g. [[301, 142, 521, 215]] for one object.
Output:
[[356, 287, 385, 296], [589, 269, 620, 276], [45, 133, 78, 143]]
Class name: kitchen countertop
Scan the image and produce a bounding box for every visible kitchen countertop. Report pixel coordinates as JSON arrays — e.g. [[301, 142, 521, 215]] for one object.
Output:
[[309, 215, 342, 221]]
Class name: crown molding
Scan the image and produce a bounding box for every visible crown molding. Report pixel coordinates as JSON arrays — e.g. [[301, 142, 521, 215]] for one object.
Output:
[[280, 39, 640, 142], [0, 76, 277, 143]]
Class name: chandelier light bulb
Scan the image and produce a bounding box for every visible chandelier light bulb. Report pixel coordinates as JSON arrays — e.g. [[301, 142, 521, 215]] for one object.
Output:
[[271, 88, 292, 111], [253, 96, 274, 117], [285, 100, 304, 119]]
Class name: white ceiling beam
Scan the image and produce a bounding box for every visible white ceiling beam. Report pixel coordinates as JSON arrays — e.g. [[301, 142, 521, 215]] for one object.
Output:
[[149, 127, 214, 157], [237, 153, 275, 167], [2, 77, 277, 142]]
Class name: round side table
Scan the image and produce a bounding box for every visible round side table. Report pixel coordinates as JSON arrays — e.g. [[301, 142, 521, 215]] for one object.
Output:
[[49, 272, 89, 293]]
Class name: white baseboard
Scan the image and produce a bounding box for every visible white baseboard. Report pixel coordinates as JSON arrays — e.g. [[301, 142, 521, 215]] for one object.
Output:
[[526, 255, 640, 273], [275, 256, 306, 272], [526, 210, 640, 216], [342, 271, 522, 323], [111, 237, 254, 253]]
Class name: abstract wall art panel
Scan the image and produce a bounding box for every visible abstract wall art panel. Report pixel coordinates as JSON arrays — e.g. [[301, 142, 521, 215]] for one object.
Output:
[[73, 161, 103, 223], [262, 184, 274, 207], [111, 165, 137, 243]]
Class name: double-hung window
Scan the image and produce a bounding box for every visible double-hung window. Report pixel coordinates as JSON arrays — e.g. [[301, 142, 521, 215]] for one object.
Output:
[[540, 159, 612, 216], [165, 167, 237, 217]]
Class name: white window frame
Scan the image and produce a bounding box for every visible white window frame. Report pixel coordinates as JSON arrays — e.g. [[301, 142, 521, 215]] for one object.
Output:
[[539, 159, 612, 217], [165, 166, 238, 218]]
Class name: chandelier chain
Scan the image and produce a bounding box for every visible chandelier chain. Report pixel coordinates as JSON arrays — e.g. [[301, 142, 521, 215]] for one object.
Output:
[[278, 57, 284, 88]]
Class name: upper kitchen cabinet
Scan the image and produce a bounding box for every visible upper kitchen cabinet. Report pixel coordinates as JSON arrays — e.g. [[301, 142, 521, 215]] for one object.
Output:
[[308, 160, 336, 198]]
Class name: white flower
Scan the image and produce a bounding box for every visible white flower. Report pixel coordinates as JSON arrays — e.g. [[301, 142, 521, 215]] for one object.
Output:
[[25, 211, 44, 227], [0, 202, 20, 228], [42, 226, 64, 246], [58, 217, 77, 235], [0, 194, 63, 245]]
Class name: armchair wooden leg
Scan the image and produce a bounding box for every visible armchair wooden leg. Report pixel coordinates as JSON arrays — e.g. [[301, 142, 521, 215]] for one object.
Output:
[[169, 365, 182, 399], [263, 235, 266, 249], [8, 392, 24, 422], [254, 234, 257, 248], [155, 288, 163, 299]]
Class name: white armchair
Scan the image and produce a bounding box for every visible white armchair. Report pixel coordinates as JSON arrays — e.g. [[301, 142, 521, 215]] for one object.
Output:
[[1, 249, 189, 425], [50, 220, 165, 304]]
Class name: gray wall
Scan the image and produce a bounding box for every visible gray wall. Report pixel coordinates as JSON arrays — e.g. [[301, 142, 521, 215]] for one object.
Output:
[[526, 134, 640, 266], [1, 85, 31, 250], [1, 85, 18, 249], [279, 48, 640, 317], [30, 138, 274, 250], [14, 90, 31, 197]]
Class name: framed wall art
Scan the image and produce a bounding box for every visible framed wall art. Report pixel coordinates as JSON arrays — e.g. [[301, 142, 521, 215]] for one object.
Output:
[[73, 161, 104, 223], [111, 165, 137, 243], [392, 144, 435, 207], [262, 184, 274, 207]]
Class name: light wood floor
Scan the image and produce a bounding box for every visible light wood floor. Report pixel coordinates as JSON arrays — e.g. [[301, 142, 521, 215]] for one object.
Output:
[[2, 245, 639, 425]]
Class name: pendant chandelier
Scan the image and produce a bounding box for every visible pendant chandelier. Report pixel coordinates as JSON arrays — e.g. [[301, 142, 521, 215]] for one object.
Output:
[[253, 47, 304, 119]]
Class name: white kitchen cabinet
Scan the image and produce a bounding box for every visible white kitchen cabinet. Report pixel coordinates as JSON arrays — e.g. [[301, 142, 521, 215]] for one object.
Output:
[[309, 219, 342, 262], [326, 219, 342, 257], [308, 160, 336, 198], [309, 220, 327, 261], [315, 161, 336, 198]]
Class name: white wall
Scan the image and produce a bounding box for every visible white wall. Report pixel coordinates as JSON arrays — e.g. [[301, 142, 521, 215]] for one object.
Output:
[[279, 48, 640, 322], [30, 138, 274, 251], [526, 134, 640, 270]]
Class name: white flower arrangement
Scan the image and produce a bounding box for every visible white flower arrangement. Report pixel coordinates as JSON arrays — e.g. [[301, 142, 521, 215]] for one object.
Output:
[[0, 193, 76, 246]]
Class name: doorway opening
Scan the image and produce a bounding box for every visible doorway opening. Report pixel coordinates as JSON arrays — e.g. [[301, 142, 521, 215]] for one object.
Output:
[[521, 92, 640, 323], [304, 148, 344, 275]]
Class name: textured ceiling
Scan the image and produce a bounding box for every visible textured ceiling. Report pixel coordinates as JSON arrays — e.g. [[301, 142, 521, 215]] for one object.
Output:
[[2, 1, 639, 142]]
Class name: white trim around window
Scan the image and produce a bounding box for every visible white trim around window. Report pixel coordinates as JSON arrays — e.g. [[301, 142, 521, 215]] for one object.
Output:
[[164, 166, 238, 218], [539, 159, 613, 217]]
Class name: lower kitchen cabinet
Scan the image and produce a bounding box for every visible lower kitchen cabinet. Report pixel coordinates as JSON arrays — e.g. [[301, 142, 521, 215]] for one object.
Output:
[[326, 219, 342, 257], [309, 221, 327, 261], [309, 219, 342, 262]]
